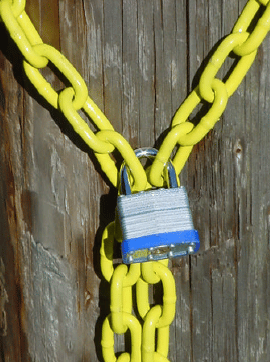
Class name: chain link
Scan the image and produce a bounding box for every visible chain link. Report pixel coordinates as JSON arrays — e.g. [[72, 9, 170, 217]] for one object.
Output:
[[0, 0, 148, 189], [1, 0, 270, 360], [150, 0, 270, 185], [1, 0, 270, 188], [101, 225, 175, 361]]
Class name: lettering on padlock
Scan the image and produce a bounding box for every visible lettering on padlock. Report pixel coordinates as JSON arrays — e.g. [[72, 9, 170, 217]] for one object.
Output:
[[117, 148, 200, 264]]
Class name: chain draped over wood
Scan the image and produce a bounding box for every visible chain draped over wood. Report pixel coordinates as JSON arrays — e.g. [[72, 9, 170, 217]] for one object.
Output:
[[1, 0, 270, 191], [1, 0, 270, 360]]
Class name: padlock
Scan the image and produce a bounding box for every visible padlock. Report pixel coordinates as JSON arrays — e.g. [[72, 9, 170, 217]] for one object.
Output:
[[117, 147, 200, 264]]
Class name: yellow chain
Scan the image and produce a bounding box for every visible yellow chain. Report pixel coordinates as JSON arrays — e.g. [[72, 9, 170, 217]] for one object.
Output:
[[1, 0, 269, 188], [151, 0, 270, 186], [101, 223, 175, 361], [1, 0, 270, 361], [0, 0, 148, 191]]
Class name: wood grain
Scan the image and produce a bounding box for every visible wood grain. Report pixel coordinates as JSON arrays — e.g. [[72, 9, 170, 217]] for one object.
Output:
[[0, 0, 270, 361]]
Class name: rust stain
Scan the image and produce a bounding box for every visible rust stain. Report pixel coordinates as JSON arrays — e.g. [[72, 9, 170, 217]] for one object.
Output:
[[84, 290, 93, 309], [5, 159, 17, 235]]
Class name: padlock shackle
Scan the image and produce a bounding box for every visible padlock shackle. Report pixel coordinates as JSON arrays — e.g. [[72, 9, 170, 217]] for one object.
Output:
[[120, 147, 178, 195]]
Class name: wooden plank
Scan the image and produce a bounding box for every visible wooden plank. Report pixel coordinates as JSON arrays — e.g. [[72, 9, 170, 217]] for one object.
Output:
[[1, 0, 270, 361], [235, 19, 270, 361], [0, 25, 28, 360], [188, 1, 270, 361]]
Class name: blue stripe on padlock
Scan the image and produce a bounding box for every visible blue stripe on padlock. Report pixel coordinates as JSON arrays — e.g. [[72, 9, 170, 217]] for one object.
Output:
[[122, 229, 200, 264], [117, 147, 200, 264]]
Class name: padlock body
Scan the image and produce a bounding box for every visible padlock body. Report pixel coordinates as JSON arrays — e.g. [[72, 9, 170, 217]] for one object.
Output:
[[117, 186, 200, 264]]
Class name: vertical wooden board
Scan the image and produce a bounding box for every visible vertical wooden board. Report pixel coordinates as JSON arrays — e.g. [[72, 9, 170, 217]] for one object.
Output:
[[172, 0, 188, 111], [153, 0, 188, 142], [191, 253, 213, 361], [0, 42, 27, 360], [211, 268, 237, 361], [122, 0, 140, 145], [170, 258, 192, 362], [152, 0, 165, 138], [186, 0, 212, 252], [1, 0, 270, 361], [235, 26, 270, 361], [18, 234, 82, 361], [186, 0, 233, 251], [58, 0, 87, 73], [185, 3, 239, 359], [211, 245, 237, 361], [188, 0, 210, 87], [103, 0, 123, 132], [21, 0, 91, 358], [187, 0, 270, 361], [56, 0, 111, 358], [83, 0, 105, 111], [137, 0, 155, 147], [156, 1, 190, 360], [0, 0, 107, 360], [191, 244, 237, 362], [216, 0, 246, 250]]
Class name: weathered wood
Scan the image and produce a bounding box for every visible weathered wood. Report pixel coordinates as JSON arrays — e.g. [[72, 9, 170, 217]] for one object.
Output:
[[1, 0, 270, 361]]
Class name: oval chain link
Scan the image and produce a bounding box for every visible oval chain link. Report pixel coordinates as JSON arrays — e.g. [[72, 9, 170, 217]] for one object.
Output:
[[151, 0, 270, 185], [0, 0, 148, 189], [2, 0, 269, 188], [100, 224, 175, 361]]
